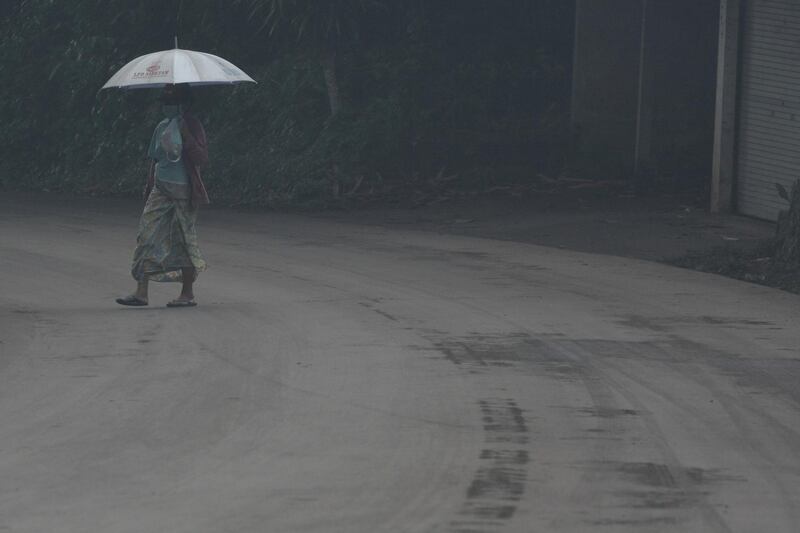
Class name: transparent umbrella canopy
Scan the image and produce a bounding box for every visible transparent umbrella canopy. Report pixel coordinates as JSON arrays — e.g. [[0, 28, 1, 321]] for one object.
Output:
[[101, 40, 256, 90]]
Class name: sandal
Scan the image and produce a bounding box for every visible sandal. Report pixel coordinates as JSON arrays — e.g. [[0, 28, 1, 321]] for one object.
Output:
[[116, 295, 148, 307], [166, 299, 197, 308]]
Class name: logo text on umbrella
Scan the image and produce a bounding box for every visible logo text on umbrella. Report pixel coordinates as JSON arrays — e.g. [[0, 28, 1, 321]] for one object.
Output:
[[133, 63, 170, 79]]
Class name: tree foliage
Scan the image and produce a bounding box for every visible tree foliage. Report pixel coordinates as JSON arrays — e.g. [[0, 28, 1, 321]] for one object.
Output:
[[0, 0, 574, 207], [245, 0, 384, 46], [240, 0, 388, 116]]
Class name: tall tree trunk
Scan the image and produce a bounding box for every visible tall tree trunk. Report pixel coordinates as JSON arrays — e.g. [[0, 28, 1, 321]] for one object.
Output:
[[321, 49, 340, 117]]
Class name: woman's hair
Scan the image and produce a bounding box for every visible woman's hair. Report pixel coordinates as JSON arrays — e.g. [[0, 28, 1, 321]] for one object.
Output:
[[160, 83, 194, 106], [175, 84, 194, 105]]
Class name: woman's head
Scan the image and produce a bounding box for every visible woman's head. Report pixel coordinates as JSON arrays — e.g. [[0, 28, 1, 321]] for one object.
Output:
[[159, 84, 193, 106]]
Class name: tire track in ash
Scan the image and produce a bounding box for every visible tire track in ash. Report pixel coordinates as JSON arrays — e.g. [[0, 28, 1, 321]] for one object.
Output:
[[429, 331, 741, 532], [584, 339, 800, 531], [449, 398, 529, 533], [546, 339, 735, 532], [429, 336, 532, 533]]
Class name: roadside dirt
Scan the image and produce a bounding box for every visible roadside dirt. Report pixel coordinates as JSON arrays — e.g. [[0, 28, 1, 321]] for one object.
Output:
[[314, 187, 799, 293]]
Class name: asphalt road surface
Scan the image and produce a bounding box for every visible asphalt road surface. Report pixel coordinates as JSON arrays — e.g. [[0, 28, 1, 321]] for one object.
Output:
[[1, 195, 799, 533]]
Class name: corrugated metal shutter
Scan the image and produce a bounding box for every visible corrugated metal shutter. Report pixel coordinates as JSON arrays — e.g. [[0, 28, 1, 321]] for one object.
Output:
[[736, 0, 800, 220]]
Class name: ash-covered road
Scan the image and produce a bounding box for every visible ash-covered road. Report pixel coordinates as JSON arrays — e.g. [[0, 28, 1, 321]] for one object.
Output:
[[1, 195, 799, 532]]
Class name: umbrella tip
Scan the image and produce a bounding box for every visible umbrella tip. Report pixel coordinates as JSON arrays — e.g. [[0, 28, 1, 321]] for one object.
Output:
[[174, 36, 178, 49]]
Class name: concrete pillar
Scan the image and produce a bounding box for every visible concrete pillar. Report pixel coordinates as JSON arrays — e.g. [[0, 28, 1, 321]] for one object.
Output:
[[711, 0, 741, 213], [634, 0, 656, 180]]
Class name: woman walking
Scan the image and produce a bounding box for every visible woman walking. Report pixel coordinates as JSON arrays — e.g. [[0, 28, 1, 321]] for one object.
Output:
[[116, 83, 210, 308]]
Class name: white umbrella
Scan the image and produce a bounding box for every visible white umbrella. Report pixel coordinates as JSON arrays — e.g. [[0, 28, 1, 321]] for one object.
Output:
[[101, 42, 255, 90]]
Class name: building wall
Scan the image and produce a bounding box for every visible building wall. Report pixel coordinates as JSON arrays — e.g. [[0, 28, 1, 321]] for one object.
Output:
[[571, 0, 642, 178], [643, 1, 719, 188], [734, 0, 800, 220], [572, 0, 719, 186]]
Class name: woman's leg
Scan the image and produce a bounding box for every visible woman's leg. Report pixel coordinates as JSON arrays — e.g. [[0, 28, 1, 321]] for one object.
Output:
[[178, 267, 195, 301], [165, 268, 197, 307], [135, 278, 149, 301]]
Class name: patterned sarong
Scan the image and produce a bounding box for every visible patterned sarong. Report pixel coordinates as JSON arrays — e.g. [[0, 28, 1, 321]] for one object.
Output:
[[131, 185, 207, 282]]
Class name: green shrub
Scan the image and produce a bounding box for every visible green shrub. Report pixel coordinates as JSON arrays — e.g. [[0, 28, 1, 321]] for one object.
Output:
[[0, 0, 574, 207]]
